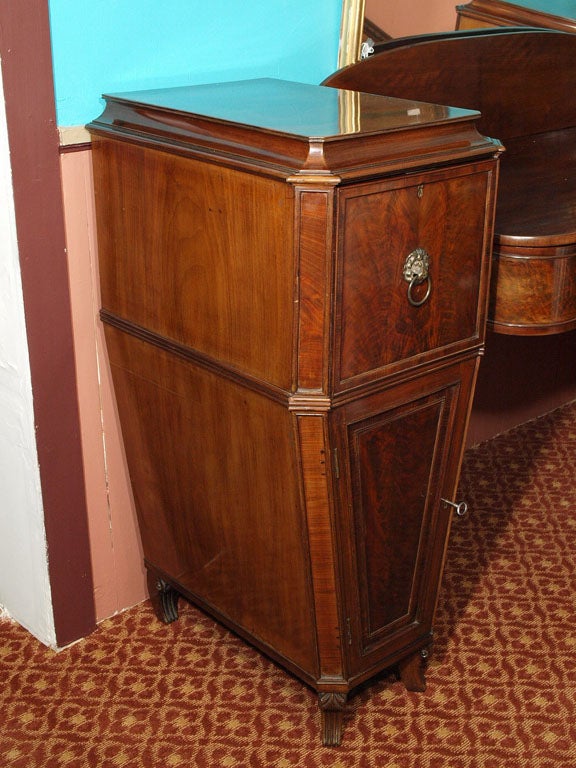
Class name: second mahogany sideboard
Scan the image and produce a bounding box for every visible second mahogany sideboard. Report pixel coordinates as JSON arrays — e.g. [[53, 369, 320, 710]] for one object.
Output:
[[88, 79, 501, 745], [456, 0, 576, 31]]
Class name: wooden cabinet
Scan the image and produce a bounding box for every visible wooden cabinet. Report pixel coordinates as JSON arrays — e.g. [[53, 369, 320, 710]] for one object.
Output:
[[88, 79, 500, 745]]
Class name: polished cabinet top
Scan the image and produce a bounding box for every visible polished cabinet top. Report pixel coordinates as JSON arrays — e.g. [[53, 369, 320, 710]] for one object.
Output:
[[88, 78, 495, 181], [99, 78, 475, 139], [460, 0, 576, 18], [506, 0, 574, 12]]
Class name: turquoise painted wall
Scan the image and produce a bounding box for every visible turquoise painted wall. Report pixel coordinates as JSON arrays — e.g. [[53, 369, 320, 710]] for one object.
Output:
[[48, 0, 343, 127]]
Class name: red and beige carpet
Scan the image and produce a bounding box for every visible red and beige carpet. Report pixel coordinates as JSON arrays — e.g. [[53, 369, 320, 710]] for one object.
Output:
[[2, 400, 576, 767]]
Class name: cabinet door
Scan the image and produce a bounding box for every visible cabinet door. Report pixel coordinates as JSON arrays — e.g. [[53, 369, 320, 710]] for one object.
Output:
[[333, 163, 494, 392], [332, 360, 477, 680]]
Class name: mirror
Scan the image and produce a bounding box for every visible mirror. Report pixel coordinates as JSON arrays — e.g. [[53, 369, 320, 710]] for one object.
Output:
[[338, 0, 366, 68]]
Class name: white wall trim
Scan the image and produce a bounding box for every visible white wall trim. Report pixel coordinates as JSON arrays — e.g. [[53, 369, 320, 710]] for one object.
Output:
[[59, 125, 91, 146], [0, 62, 56, 647]]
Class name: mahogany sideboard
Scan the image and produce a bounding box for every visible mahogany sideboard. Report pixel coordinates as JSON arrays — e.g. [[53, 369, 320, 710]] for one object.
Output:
[[88, 79, 500, 745], [456, 0, 576, 31], [325, 28, 576, 336]]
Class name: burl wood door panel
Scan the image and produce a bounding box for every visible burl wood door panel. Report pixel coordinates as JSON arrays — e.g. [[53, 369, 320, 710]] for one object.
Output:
[[333, 360, 477, 678], [333, 165, 492, 391]]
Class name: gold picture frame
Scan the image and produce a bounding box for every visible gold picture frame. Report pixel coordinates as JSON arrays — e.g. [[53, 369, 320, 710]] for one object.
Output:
[[338, 0, 366, 68]]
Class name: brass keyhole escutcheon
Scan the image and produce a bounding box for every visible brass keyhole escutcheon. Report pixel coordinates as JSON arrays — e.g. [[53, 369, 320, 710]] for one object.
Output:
[[403, 247, 431, 307]]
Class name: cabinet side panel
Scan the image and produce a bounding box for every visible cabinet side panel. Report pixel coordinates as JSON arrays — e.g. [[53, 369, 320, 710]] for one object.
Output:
[[93, 138, 295, 390], [104, 326, 318, 677]]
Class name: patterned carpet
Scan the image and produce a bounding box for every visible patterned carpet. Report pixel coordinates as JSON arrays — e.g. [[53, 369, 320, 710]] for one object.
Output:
[[2, 400, 576, 767]]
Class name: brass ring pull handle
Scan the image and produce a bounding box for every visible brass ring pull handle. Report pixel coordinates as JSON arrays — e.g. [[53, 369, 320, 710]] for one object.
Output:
[[407, 274, 432, 307], [403, 248, 431, 307]]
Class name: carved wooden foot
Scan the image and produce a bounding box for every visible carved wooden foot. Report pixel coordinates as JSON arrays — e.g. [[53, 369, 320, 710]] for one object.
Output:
[[318, 692, 347, 746], [147, 570, 180, 624], [397, 647, 429, 692]]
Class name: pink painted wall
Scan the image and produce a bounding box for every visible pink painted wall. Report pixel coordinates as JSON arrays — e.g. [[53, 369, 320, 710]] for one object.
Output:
[[60, 150, 147, 620], [365, 0, 458, 37]]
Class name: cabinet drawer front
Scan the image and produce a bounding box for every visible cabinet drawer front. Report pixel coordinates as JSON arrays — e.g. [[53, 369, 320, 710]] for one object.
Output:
[[334, 166, 491, 390]]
